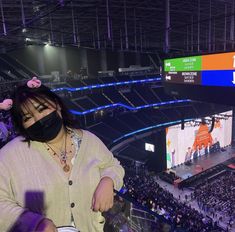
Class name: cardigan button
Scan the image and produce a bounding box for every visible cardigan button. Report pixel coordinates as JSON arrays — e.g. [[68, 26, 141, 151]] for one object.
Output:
[[69, 180, 73, 185], [71, 202, 75, 208]]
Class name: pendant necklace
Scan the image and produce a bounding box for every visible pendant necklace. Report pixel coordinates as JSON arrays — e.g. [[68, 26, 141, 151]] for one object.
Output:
[[46, 132, 71, 173]]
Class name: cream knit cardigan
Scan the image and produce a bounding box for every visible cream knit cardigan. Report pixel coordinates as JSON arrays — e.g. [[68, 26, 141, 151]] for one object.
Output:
[[0, 130, 124, 232]]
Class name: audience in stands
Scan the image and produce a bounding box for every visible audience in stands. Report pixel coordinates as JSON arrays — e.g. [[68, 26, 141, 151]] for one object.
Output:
[[123, 171, 223, 232], [0, 114, 16, 148], [193, 172, 235, 230]]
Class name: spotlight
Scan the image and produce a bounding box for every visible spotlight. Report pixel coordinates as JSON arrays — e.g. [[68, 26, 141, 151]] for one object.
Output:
[[44, 41, 52, 46]]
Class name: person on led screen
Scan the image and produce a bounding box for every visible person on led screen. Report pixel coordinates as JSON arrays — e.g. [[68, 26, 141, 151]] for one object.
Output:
[[184, 147, 192, 162], [199, 143, 206, 157], [205, 141, 211, 155], [212, 137, 221, 152], [193, 145, 200, 159], [145, 143, 154, 152], [171, 149, 176, 167]]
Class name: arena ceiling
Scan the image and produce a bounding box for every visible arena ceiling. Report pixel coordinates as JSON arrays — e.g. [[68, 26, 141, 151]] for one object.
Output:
[[0, 0, 234, 55]]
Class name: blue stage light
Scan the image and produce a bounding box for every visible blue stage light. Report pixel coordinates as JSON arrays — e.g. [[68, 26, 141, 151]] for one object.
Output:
[[52, 77, 161, 92], [68, 99, 191, 115]]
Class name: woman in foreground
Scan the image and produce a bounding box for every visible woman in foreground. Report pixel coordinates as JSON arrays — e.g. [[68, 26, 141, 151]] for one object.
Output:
[[0, 78, 124, 232]]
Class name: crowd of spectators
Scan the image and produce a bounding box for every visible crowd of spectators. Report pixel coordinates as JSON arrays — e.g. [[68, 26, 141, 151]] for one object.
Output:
[[193, 171, 235, 231], [123, 171, 223, 232], [0, 113, 16, 148]]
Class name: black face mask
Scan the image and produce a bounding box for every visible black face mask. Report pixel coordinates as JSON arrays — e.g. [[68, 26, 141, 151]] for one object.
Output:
[[26, 111, 63, 142]]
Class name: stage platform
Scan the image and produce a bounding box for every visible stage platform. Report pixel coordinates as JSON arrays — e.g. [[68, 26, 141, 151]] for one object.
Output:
[[171, 146, 235, 180]]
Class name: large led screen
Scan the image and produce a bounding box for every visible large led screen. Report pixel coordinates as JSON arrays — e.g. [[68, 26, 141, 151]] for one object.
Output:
[[166, 111, 232, 169], [164, 52, 235, 87]]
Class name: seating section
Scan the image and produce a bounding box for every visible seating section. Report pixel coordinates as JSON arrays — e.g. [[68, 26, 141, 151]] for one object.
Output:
[[103, 88, 131, 105], [98, 76, 118, 83], [192, 171, 235, 221], [135, 86, 161, 104], [102, 117, 131, 134], [89, 122, 121, 142], [69, 86, 178, 112], [0, 54, 36, 80], [75, 97, 97, 110], [121, 91, 146, 106], [67, 74, 160, 87], [88, 93, 112, 106], [152, 88, 173, 101]]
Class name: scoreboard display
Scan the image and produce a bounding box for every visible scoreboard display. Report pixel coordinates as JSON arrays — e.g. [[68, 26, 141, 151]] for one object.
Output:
[[163, 51, 235, 105], [164, 52, 235, 87]]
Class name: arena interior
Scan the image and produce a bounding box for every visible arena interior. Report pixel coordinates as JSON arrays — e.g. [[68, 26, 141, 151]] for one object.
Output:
[[0, 0, 235, 231]]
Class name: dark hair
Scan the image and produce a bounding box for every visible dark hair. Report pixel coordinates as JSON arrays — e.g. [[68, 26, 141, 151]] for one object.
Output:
[[10, 83, 79, 142]]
